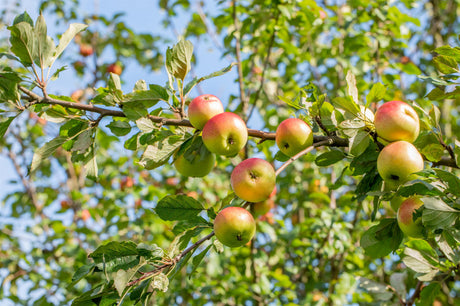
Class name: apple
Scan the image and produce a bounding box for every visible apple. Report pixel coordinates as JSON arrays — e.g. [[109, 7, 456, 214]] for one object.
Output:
[[231, 158, 276, 203], [107, 63, 122, 75], [173, 150, 216, 177], [79, 43, 93, 57], [377, 141, 424, 188], [202, 112, 248, 157], [134, 199, 142, 209], [275, 118, 313, 157], [397, 197, 424, 238], [188, 94, 224, 130], [252, 187, 276, 217], [374, 100, 420, 143], [60, 200, 70, 210], [81, 209, 91, 221], [214, 206, 256, 247]]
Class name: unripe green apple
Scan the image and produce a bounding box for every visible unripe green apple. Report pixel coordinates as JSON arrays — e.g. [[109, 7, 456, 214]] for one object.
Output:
[[397, 197, 424, 238], [202, 112, 248, 157], [188, 94, 224, 130], [374, 100, 420, 143], [214, 206, 256, 247], [377, 141, 424, 187], [173, 149, 216, 177], [231, 158, 276, 203], [275, 118, 313, 157]]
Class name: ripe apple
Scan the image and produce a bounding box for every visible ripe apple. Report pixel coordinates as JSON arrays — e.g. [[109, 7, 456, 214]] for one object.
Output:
[[231, 158, 276, 203], [397, 197, 424, 238], [107, 63, 122, 75], [275, 118, 313, 157], [377, 141, 424, 188], [202, 112, 248, 157], [60, 200, 70, 210], [81, 209, 91, 221], [188, 94, 224, 130], [214, 206, 256, 248], [173, 150, 216, 177], [252, 187, 276, 217], [374, 100, 420, 143], [79, 43, 93, 57]]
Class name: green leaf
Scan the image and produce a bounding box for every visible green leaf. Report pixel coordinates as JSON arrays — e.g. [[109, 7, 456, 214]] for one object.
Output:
[[436, 233, 460, 264], [183, 62, 236, 95], [0, 115, 17, 139], [30, 136, 69, 174], [360, 218, 403, 259], [83, 146, 98, 179], [122, 89, 166, 108], [0, 72, 21, 102], [155, 195, 204, 221], [53, 23, 88, 65], [68, 264, 95, 290], [71, 129, 93, 152], [349, 130, 370, 156], [417, 283, 441, 306], [114, 268, 138, 296], [89, 241, 139, 264], [135, 117, 155, 133], [422, 197, 459, 230], [357, 277, 393, 301], [332, 96, 360, 116], [433, 55, 459, 74], [165, 39, 194, 81], [366, 83, 386, 106], [34, 13, 55, 68], [106, 119, 131, 136], [403, 240, 440, 280], [421, 143, 444, 162], [13, 12, 33, 26], [139, 134, 187, 170], [346, 70, 359, 104], [315, 149, 345, 166], [396, 181, 444, 198], [8, 21, 36, 66], [189, 244, 212, 277], [434, 45, 460, 61], [434, 169, 460, 197]]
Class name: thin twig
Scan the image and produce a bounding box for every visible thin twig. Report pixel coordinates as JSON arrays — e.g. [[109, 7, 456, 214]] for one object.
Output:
[[232, 1, 248, 120]]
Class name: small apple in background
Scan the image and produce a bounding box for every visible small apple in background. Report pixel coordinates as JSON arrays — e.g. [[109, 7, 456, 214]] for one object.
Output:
[[252, 187, 276, 218], [202, 112, 248, 157], [173, 150, 216, 177], [214, 206, 256, 248], [166, 177, 179, 186], [188, 94, 224, 130], [81, 209, 91, 221], [120, 177, 134, 191], [71, 89, 84, 102], [60, 200, 70, 210], [276, 118, 313, 157], [377, 140, 424, 188], [374, 100, 420, 143], [79, 43, 94, 57], [134, 199, 142, 209], [397, 197, 424, 238], [107, 63, 122, 75], [231, 158, 276, 203]]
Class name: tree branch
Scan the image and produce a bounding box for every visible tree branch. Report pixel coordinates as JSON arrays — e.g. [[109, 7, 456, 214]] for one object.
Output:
[[18, 86, 458, 168]]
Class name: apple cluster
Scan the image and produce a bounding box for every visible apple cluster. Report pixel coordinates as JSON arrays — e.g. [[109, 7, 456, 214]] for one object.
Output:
[[173, 94, 314, 247], [374, 100, 425, 238]]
